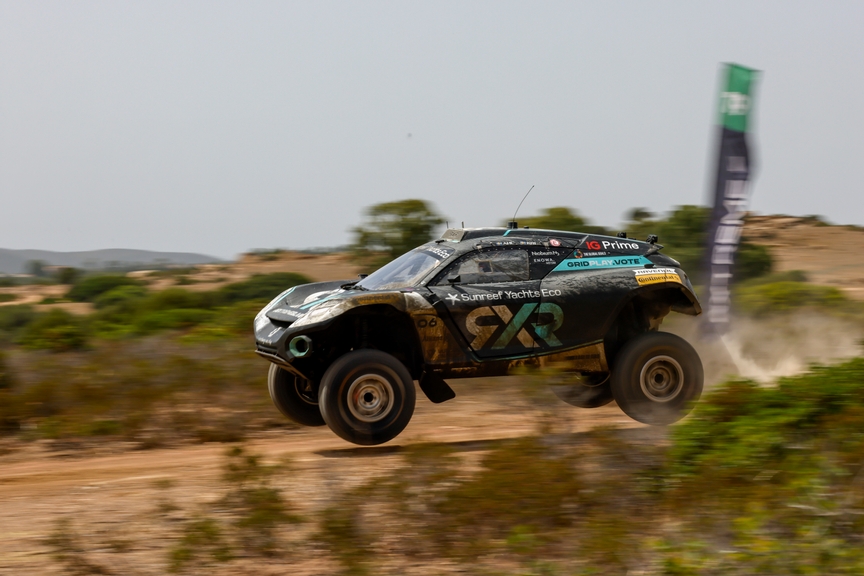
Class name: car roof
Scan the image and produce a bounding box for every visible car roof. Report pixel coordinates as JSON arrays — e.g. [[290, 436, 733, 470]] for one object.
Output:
[[438, 227, 651, 248], [439, 227, 589, 243]]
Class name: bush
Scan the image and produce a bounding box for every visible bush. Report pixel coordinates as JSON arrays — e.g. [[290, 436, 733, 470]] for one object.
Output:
[[55, 267, 80, 285], [215, 273, 311, 306], [0, 336, 272, 442], [734, 242, 773, 281], [66, 275, 142, 302], [93, 285, 149, 310], [16, 309, 88, 351], [0, 305, 37, 343], [623, 205, 774, 285], [735, 281, 852, 315], [133, 309, 215, 333], [138, 288, 216, 312]]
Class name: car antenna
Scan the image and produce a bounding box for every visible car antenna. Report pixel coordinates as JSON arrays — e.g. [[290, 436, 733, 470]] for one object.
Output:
[[508, 185, 534, 229]]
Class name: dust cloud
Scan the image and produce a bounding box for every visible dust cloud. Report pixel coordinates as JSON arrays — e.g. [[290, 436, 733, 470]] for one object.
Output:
[[667, 313, 864, 386]]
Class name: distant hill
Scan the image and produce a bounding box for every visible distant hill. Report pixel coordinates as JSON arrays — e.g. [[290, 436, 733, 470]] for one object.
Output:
[[0, 248, 223, 275]]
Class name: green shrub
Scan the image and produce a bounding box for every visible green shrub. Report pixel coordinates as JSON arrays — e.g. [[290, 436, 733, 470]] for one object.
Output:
[[734, 242, 773, 281], [93, 285, 148, 309], [139, 288, 217, 312], [0, 294, 17, 303], [1, 336, 270, 442], [672, 358, 864, 481], [133, 309, 215, 334], [55, 267, 80, 285], [216, 273, 311, 306], [17, 309, 88, 351], [434, 436, 580, 552], [0, 305, 36, 342], [168, 517, 231, 573], [735, 281, 852, 315], [66, 275, 141, 302]]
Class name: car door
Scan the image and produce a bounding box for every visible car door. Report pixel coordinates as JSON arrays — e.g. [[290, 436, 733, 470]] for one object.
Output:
[[427, 248, 542, 358]]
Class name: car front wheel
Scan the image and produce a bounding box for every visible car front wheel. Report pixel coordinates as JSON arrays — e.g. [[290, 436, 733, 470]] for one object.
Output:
[[610, 332, 703, 426], [268, 364, 325, 427], [319, 350, 416, 446]]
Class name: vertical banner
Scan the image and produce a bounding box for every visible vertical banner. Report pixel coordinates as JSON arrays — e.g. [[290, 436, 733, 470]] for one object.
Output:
[[705, 64, 759, 333]]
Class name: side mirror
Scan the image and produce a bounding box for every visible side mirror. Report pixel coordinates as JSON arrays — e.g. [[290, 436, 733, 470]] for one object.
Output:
[[447, 274, 461, 284], [358, 274, 368, 279]]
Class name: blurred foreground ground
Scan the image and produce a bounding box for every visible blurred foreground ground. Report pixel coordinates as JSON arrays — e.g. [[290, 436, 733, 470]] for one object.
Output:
[[2, 216, 864, 574], [0, 379, 643, 575]]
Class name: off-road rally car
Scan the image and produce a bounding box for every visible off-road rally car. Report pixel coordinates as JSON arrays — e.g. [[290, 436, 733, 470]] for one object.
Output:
[[254, 225, 704, 446]]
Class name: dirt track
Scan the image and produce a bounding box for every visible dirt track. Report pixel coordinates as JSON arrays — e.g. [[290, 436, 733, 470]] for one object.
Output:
[[3, 217, 864, 573], [0, 380, 642, 575]]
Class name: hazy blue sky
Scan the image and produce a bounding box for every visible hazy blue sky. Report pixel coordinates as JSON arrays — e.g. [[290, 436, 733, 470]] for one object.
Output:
[[2, 1, 862, 258]]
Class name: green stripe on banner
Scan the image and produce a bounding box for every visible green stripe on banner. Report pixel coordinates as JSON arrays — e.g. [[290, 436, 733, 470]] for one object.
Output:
[[720, 63, 758, 133]]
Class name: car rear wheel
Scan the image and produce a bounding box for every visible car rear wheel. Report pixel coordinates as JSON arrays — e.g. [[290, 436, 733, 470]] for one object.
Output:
[[550, 373, 614, 408], [268, 364, 325, 427], [610, 332, 703, 426], [319, 350, 416, 446]]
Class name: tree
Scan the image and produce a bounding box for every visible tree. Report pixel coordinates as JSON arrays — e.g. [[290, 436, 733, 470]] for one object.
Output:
[[626, 207, 655, 222], [623, 205, 772, 285], [26, 260, 47, 278], [352, 200, 445, 269], [515, 207, 609, 235], [55, 267, 80, 285]]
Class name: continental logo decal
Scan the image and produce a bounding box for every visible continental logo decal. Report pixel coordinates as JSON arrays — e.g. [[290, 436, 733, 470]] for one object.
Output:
[[634, 268, 682, 286], [465, 303, 563, 350], [552, 255, 652, 272]]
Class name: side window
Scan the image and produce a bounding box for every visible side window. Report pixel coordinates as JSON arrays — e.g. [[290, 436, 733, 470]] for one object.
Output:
[[435, 250, 529, 285]]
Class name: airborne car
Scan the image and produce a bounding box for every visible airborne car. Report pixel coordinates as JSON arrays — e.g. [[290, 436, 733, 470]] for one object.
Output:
[[254, 226, 704, 446]]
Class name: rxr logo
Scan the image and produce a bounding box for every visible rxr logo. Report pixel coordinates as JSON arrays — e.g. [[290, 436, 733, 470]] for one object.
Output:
[[465, 303, 563, 350]]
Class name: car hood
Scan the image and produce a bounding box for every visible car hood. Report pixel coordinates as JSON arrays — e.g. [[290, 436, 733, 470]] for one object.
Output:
[[259, 280, 350, 324]]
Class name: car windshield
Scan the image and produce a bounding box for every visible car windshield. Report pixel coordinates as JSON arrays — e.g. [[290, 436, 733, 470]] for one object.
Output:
[[355, 249, 444, 290]]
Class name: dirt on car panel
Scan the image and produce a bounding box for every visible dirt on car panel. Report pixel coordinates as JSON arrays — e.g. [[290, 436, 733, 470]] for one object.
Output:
[[537, 341, 608, 373]]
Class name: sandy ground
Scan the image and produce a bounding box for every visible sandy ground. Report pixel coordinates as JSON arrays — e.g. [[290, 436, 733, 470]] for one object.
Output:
[[0, 381, 642, 575], [744, 215, 864, 299], [3, 217, 864, 573]]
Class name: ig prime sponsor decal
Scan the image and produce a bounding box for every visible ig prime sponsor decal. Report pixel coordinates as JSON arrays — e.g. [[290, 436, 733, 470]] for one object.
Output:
[[582, 238, 641, 252], [464, 303, 564, 350]]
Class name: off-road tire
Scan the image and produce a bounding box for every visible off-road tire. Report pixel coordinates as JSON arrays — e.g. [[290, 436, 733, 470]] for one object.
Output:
[[319, 350, 416, 446], [610, 332, 703, 426], [268, 364, 325, 427], [551, 373, 614, 408]]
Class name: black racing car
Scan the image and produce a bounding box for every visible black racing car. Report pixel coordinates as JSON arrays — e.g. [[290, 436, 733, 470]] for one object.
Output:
[[254, 225, 703, 445]]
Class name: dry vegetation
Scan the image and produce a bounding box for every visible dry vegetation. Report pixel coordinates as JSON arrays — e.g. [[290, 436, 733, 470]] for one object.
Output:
[[3, 219, 864, 574]]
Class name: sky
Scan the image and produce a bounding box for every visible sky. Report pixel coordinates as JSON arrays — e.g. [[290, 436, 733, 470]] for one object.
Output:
[[1, 1, 863, 259]]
